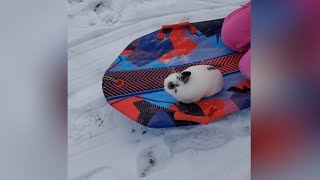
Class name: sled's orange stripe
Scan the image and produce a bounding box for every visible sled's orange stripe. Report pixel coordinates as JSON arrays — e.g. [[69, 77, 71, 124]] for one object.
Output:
[[158, 28, 197, 62], [174, 112, 210, 124], [111, 97, 141, 121], [234, 80, 250, 89], [121, 50, 133, 55], [174, 100, 226, 124]]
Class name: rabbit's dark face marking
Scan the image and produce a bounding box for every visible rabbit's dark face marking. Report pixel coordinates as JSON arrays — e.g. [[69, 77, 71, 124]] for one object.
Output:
[[168, 82, 175, 89], [167, 81, 180, 93], [164, 72, 188, 95]]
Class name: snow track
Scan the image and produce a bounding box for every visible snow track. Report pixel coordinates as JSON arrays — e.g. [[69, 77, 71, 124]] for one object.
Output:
[[68, 0, 250, 179]]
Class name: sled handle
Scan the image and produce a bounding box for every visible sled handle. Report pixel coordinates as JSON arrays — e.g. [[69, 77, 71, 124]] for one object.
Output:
[[113, 79, 124, 88], [156, 21, 197, 40], [103, 75, 125, 88], [174, 112, 211, 124]]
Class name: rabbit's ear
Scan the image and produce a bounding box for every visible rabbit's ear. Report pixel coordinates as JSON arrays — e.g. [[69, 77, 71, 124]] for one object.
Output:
[[207, 66, 217, 71], [181, 71, 191, 84]]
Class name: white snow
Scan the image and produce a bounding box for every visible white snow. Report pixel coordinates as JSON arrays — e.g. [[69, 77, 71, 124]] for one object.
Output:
[[68, 0, 250, 179]]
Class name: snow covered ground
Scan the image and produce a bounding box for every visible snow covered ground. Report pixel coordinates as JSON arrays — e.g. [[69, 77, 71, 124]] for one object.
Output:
[[68, 0, 250, 179]]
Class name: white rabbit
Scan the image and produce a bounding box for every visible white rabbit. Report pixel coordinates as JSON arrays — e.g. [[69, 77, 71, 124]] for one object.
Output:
[[164, 65, 223, 104]]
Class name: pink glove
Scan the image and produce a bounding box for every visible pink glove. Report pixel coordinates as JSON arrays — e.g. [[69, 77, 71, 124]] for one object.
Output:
[[239, 49, 251, 80], [221, 1, 251, 80]]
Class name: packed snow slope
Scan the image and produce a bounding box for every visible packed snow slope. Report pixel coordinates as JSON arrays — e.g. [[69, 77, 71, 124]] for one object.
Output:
[[68, 0, 250, 180]]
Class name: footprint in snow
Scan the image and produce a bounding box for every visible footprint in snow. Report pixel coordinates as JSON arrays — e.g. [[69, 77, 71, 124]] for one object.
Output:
[[70, 166, 112, 180], [163, 126, 233, 153], [230, 109, 251, 136], [136, 145, 172, 178]]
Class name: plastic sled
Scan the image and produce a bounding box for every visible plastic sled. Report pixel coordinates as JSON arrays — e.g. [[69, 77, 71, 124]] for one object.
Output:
[[102, 19, 250, 128]]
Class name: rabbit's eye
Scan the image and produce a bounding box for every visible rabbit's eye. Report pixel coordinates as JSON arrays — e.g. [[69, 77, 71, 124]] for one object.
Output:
[[168, 82, 175, 89]]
